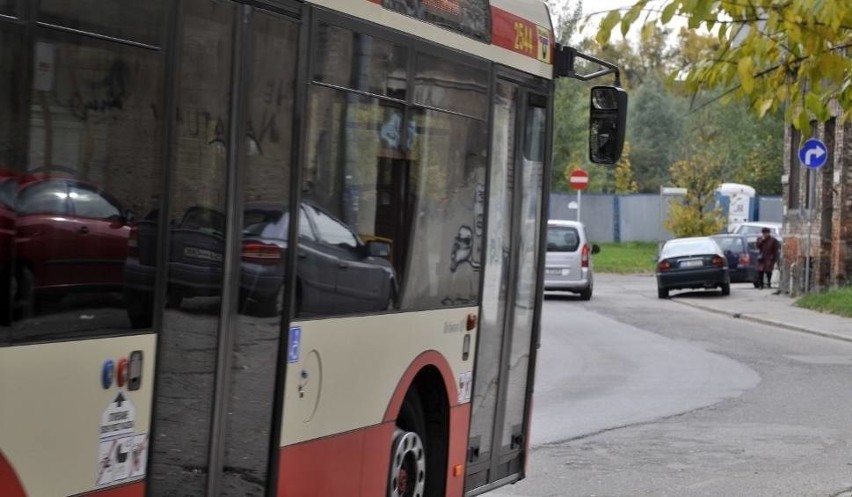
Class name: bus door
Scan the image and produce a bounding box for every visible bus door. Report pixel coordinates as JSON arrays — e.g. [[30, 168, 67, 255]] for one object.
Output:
[[145, 1, 300, 496], [465, 77, 549, 494]]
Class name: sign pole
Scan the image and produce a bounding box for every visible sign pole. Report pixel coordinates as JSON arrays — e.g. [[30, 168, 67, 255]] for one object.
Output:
[[577, 189, 581, 222], [797, 137, 827, 295], [804, 168, 815, 293]]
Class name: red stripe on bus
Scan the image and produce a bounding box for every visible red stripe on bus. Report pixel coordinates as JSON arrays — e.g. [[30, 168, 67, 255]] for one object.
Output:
[[83, 482, 145, 497], [491, 6, 553, 63], [277, 423, 395, 496], [444, 403, 471, 496], [382, 349, 459, 423], [275, 407, 472, 497], [0, 451, 26, 497]]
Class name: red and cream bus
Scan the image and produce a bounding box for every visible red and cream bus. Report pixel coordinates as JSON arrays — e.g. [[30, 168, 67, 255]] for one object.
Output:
[[0, 1, 625, 496]]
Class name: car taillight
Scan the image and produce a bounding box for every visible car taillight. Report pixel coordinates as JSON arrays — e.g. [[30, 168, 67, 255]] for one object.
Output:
[[581, 243, 590, 268], [242, 242, 281, 264], [128, 226, 138, 257], [657, 260, 671, 272], [711, 255, 725, 267]]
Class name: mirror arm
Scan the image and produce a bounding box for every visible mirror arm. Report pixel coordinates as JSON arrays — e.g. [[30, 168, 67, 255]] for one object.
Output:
[[554, 44, 622, 86]]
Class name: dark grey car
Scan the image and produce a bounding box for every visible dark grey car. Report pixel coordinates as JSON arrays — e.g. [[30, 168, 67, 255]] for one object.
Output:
[[123, 201, 396, 326], [655, 237, 730, 299]]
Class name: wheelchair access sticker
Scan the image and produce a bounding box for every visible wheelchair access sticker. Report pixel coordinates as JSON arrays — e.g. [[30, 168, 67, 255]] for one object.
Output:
[[288, 326, 301, 363]]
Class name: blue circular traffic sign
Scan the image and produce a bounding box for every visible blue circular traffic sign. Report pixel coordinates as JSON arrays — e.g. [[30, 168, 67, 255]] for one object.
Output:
[[798, 138, 828, 169]]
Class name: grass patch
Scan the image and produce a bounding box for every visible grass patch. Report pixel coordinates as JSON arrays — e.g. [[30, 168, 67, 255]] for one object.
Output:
[[592, 241, 659, 274], [795, 287, 852, 318]]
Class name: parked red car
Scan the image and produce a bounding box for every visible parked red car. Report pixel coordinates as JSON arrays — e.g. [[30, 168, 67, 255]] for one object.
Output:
[[13, 177, 133, 310]]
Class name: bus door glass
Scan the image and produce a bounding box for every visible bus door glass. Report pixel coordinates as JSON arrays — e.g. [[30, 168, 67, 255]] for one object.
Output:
[[146, 2, 299, 495], [466, 81, 547, 493]]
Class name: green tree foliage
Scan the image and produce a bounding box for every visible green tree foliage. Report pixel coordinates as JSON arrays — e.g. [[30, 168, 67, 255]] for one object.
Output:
[[595, 0, 852, 132], [552, 78, 590, 191], [614, 142, 638, 193], [664, 149, 726, 237], [626, 76, 686, 191]]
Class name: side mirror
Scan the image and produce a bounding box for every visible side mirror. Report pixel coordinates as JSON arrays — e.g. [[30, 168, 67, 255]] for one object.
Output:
[[589, 86, 628, 164], [591, 243, 600, 255], [366, 240, 391, 258]]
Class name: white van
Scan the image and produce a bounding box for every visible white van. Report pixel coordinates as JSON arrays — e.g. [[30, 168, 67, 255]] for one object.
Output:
[[544, 219, 600, 300]]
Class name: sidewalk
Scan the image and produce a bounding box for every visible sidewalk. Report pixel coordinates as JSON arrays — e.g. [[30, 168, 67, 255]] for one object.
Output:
[[675, 285, 852, 344]]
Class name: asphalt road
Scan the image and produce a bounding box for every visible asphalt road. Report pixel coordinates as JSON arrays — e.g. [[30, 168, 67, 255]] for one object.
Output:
[[487, 274, 852, 497]]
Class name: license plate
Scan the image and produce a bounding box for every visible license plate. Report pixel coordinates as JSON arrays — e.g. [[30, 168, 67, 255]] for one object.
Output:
[[680, 259, 702, 268], [184, 246, 223, 262], [546, 268, 562, 275]]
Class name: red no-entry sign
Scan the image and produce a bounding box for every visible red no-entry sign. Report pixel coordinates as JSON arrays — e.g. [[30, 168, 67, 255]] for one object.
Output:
[[569, 169, 589, 191]]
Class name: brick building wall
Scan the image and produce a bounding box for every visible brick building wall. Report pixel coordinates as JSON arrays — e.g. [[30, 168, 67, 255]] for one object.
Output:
[[781, 104, 852, 295]]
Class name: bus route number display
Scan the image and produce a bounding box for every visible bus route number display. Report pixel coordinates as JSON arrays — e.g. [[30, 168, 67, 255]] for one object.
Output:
[[381, 0, 491, 41]]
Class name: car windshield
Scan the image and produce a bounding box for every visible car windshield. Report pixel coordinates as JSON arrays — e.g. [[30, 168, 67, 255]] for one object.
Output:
[[661, 239, 718, 258], [547, 226, 580, 252]]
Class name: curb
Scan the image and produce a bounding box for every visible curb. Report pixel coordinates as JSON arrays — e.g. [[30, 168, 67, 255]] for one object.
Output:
[[674, 299, 852, 344]]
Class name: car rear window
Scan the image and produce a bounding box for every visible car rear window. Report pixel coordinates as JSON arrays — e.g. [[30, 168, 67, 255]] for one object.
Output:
[[547, 226, 580, 252], [713, 236, 743, 253], [661, 239, 718, 258], [244, 209, 288, 241]]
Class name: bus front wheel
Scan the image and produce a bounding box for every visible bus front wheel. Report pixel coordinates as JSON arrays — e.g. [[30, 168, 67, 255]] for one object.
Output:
[[389, 390, 427, 497]]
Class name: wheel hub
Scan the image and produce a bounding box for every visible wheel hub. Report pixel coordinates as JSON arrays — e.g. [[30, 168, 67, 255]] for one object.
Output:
[[389, 428, 426, 497]]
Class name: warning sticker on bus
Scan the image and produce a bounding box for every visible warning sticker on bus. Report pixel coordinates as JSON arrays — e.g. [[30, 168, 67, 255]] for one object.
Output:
[[96, 434, 148, 486], [96, 392, 147, 487], [458, 371, 473, 403]]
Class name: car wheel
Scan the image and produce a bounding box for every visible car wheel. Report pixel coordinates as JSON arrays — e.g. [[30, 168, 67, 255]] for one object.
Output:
[[166, 292, 183, 309], [579, 286, 592, 300], [14, 266, 35, 319], [657, 287, 669, 299], [253, 285, 284, 317], [387, 290, 397, 311], [0, 266, 11, 326], [721, 282, 731, 296], [126, 290, 153, 329]]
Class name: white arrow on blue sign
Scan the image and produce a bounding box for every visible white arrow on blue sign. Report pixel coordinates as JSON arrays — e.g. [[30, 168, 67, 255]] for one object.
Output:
[[798, 138, 828, 169]]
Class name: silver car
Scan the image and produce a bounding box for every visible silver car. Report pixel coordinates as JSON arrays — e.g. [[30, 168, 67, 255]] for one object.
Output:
[[543, 219, 599, 300]]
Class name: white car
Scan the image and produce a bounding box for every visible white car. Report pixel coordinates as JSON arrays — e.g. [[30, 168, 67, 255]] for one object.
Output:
[[732, 221, 783, 241], [543, 219, 599, 300]]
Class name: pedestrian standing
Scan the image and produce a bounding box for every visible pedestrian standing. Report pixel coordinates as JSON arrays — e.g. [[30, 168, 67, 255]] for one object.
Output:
[[755, 227, 780, 289]]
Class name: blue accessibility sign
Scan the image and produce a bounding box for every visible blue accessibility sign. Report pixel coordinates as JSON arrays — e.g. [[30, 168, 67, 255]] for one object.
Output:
[[288, 326, 301, 363], [798, 138, 828, 169]]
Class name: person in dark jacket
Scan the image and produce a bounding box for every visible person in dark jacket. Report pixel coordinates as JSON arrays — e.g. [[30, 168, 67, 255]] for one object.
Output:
[[755, 227, 780, 289]]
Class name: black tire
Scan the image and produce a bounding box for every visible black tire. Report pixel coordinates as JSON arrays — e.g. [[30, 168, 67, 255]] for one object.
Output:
[[247, 284, 283, 317], [0, 266, 11, 326], [166, 292, 183, 309], [720, 282, 731, 296], [14, 265, 35, 319], [390, 389, 428, 497], [657, 287, 669, 299], [126, 290, 153, 329], [579, 286, 592, 300]]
